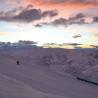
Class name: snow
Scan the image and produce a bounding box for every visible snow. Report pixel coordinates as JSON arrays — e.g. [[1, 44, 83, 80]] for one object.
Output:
[[0, 47, 98, 98], [0, 73, 67, 98], [80, 65, 98, 83]]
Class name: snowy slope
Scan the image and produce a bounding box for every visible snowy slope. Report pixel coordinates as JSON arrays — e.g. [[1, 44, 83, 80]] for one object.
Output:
[[0, 47, 98, 98], [79, 65, 98, 84], [0, 73, 66, 98]]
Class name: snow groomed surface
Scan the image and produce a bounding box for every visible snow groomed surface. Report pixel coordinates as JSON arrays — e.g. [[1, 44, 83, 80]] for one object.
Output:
[[0, 47, 98, 98]]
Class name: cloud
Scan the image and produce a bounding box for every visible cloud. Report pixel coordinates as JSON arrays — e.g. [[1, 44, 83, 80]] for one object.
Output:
[[83, 17, 94, 23], [0, 32, 11, 36], [30, 0, 98, 7], [1, 0, 98, 25], [94, 34, 98, 38], [52, 18, 67, 26], [34, 24, 42, 27], [19, 0, 98, 14], [0, 1, 98, 26], [22, 0, 98, 4], [35, 13, 98, 26], [93, 17, 98, 22], [51, 13, 98, 26], [13, 9, 42, 22], [50, 13, 87, 26], [0, 5, 58, 23], [42, 10, 58, 17], [90, 28, 98, 33], [42, 0, 98, 4]]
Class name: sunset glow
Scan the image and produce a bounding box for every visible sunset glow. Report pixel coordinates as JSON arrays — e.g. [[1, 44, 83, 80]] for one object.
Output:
[[0, 0, 98, 47]]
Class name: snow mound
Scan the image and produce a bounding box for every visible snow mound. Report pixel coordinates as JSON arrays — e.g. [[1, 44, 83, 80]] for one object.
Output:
[[79, 65, 98, 84]]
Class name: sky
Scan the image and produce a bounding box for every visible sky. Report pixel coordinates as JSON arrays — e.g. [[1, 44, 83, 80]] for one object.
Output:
[[0, 0, 98, 46]]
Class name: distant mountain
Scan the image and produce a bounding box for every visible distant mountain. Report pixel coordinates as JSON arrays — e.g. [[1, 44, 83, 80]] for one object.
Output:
[[42, 43, 97, 49]]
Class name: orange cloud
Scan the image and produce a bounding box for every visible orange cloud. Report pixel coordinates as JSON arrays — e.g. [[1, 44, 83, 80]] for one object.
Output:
[[3, 0, 98, 12], [2, 0, 98, 20], [20, 0, 98, 19], [20, 0, 98, 9], [0, 32, 11, 36], [90, 28, 98, 33], [94, 34, 98, 38], [1, 0, 98, 25], [79, 44, 96, 48]]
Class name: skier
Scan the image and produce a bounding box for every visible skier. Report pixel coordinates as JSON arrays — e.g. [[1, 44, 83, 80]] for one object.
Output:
[[17, 60, 20, 65]]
